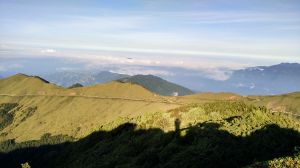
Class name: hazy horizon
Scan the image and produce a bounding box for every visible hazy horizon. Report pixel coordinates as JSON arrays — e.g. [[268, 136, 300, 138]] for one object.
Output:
[[1, 0, 300, 80]]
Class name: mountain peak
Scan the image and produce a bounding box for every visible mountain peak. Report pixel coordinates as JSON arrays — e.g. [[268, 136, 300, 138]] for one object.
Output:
[[9, 73, 50, 82], [276, 62, 300, 68], [117, 74, 193, 96], [278, 62, 299, 65], [12, 73, 29, 78]]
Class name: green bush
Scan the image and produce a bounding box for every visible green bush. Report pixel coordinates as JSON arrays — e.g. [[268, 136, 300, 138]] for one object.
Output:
[[0, 133, 74, 153], [0, 103, 18, 131]]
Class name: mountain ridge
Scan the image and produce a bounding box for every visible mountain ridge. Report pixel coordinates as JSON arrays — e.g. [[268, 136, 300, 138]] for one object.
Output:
[[161, 62, 300, 95], [0, 74, 179, 142], [41, 72, 194, 96], [117, 74, 194, 96], [0, 74, 165, 100], [0, 73, 300, 143]]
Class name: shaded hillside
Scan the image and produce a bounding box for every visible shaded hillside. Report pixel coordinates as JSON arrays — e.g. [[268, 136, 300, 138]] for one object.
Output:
[[1, 102, 300, 168], [41, 71, 129, 87], [118, 75, 194, 96]]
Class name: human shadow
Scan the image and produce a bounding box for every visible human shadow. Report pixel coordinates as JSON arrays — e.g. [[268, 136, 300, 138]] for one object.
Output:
[[0, 122, 300, 168], [175, 118, 181, 132]]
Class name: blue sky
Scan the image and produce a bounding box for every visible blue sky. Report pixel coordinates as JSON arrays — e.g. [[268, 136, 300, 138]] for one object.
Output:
[[0, 0, 300, 78]]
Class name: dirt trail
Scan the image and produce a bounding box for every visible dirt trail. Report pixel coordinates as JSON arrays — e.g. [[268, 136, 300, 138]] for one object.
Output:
[[0, 94, 184, 105], [2, 94, 299, 117]]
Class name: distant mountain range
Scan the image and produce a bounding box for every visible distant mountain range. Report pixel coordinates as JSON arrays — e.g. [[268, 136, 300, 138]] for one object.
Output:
[[5, 63, 299, 95], [41, 71, 129, 87], [117, 75, 194, 96], [220, 63, 300, 95], [163, 63, 300, 95], [41, 71, 194, 96], [207, 63, 300, 95]]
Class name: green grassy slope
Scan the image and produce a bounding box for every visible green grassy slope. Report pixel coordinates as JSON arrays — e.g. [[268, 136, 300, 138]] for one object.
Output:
[[0, 74, 179, 142], [0, 73, 62, 95], [179, 92, 300, 116], [1, 101, 300, 168], [1, 74, 300, 143], [246, 92, 300, 114], [0, 74, 300, 167], [0, 73, 163, 99]]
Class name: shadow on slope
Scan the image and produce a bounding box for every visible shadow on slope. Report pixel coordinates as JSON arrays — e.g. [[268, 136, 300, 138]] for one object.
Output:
[[1, 121, 300, 168]]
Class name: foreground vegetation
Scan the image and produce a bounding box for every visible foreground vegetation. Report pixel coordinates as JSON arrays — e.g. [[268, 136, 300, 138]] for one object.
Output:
[[247, 152, 300, 168], [0, 101, 299, 167]]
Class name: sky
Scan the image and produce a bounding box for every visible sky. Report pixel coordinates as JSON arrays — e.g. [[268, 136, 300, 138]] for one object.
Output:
[[0, 0, 300, 79]]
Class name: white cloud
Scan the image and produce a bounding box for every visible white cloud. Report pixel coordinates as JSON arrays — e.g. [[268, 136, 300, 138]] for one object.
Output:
[[199, 68, 233, 81], [111, 67, 174, 76], [67, 16, 149, 30], [0, 43, 254, 81], [250, 83, 256, 89], [55, 67, 76, 71], [165, 11, 300, 24], [0, 44, 9, 49], [41, 49, 56, 53], [18, 15, 150, 35], [1, 42, 298, 81]]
